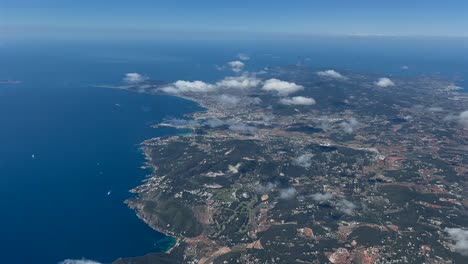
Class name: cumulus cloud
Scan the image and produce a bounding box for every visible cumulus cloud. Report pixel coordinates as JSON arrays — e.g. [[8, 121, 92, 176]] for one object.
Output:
[[228, 61, 245, 73], [279, 187, 297, 199], [316, 70, 346, 79], [317, 116, 331, 131], [217, 95, 241, 105], [337, 199, 357, 215], [262, 78, 304, 96], [237, 53, 250, 61], [280, 96, 316, 106], [445, 228, 468, 256], [458, 110, 468, 129], [427, 106, 443, 112], [292, 153, 314, 168], [216, 74, 262, 89], [215, 64, 226, 71], [444, 110, 468, 130], [256, 182, 277, 194], [164, 118, 200, 127], [401, 65, 409, 70], [59, 259, 101, 264], [228, 122, 257, 134], [375, 77, 395, 88], [311, 192, 333, 202], [250, 97, 263, 104], [262, 114, 275, 122], [160, 80, 216, 94], [123, 73, 148, 83], [205, 118, 226, 128], [340, 117, 360, 134], [446, 84, 463, 91]]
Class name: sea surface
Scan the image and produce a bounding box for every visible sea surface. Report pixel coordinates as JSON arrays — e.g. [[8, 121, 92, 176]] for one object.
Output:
[[0, 37, 467, 263]]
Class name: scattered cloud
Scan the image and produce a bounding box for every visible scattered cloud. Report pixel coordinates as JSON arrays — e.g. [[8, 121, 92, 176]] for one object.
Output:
[[340, 117, 360, 134], [427, 106, 443, 112], [58, 259, 101, 264], [262, 114, 275, 122], [160, 80, 216, 94], [250, 97, 263, 104], [280, 96, 316, 106], [311, 192, 333, 202], [401, 65, 409, 70], [228, 61, 245, 73], [205, 118, 226, 128], [164, 118, 200, 127], [123, 73, 148, 83], [228, 122, 257, 134], [375, 77, 395, 88], [216, 74, 262, 89], [204, 118, 257, 134], [458, 110, 468, 129], [217, 95, 241, 105], [256, 182, 277, 194], [337, 199, 357, 215], [237, 53, 250, 61], [279, 187, 297, 199], [445, 228, 468, 256], [446, 84, 463, 91], [444, 110, 468, 130], [262, 78, 304, 96], [215, 64, 226, 71], [317, 116, 331, 131], [292, 153, 314, 168], [316, 70, 347, 80]]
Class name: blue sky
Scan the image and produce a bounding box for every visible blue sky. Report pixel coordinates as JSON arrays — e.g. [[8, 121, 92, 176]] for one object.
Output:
[[1, 0, 468, 39]]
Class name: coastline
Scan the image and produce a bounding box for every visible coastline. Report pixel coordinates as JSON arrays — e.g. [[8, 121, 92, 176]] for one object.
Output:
[[111, 71, 468, 263], [120, 87, 208, 255], [96, 83, 206, 257]]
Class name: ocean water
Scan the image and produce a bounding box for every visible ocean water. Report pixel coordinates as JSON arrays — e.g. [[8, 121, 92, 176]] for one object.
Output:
[[0, 37, 466, 263], [0, 44, 203, 263]]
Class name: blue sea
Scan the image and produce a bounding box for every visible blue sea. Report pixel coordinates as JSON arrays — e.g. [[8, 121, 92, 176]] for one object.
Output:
[[0, 37, 467, 263]]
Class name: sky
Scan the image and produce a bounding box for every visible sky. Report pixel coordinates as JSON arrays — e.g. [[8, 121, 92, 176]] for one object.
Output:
[[1, 0, 468, 40]]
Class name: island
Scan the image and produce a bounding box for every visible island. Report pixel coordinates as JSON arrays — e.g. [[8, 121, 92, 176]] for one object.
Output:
[[109, 65, 468, 263]]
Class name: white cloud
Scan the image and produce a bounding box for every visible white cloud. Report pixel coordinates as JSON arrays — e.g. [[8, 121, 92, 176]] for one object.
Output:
[[217, 95, 241, 105], [59, 259, 101, 264], [164, 118, 200, 127], [250, 97, 263, 104], [123, 73, 148, 83], [316, 70, 346, 79], [447, 84, 463, 91], [256, 182, 277, 194], [280, 96, 316, 106], [160, 80, 216, 94], [279, 187, 297, 199], [375, 77, 395, 88], [337, 199, 357, 215], [216, 74, 262, 89], [228, 61, 245, 73], [293, 153, 314, 168], [445, 228, 468, 256], [311, 192, 333, 202], [215, 64, 226, 71], [262, 78, 304, 96], [458, 110, 468, 129], [401, 65, 409, 70], [205, 118, 225, 128], [228, 122, 257, 134], [427, 106, 443, 112], [237, 53, 250, 61], [340, 117, 360, 134]]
